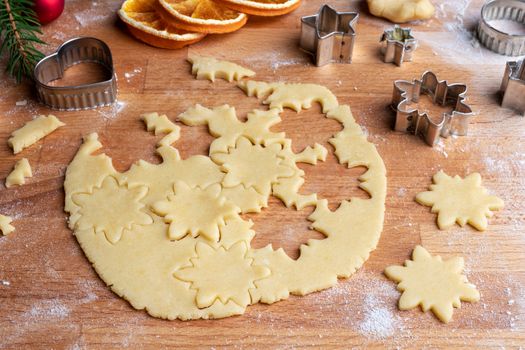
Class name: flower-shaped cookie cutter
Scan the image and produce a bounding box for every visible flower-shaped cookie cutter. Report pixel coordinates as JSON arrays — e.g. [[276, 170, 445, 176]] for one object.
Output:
[[34, 37, 117, 111], [380, 25, 417, 66], [500, 58, 525, 115], [300, 4, 359, 67], [392, 71, 474, 146]]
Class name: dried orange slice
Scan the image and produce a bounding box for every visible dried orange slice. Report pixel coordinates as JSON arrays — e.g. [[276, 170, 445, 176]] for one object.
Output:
[[214, 0, 301, 16], [119, 0, 206, 49], [156, 0, 248, 34]]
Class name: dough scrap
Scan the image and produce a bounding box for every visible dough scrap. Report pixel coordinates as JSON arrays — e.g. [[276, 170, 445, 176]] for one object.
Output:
[[384, 245, 480, 323], [238, 80, 338, 113], [142, 112, 181, 147], [8, 115, 65, 154], [188, 55, 255, 82], [175, 241, 269, 308], [416, 171, 504, 231], [0, 214, 15, 236], [367, 0, 435, 23], [152, 182, 240, 242], [5, 158, 32, 188], [64, 73, 387, 320], [179, 104, 285, 154]]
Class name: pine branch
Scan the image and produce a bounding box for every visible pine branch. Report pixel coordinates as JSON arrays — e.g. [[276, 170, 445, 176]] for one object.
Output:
[[0, 0, 46, 83]]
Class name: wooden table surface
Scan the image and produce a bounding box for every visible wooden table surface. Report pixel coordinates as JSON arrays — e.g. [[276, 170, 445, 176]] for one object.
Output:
[[1, 0, 524, 348]]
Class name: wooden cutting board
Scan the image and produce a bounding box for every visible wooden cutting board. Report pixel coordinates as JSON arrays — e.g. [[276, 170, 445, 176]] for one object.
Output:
[[0, 0, 523, 348]]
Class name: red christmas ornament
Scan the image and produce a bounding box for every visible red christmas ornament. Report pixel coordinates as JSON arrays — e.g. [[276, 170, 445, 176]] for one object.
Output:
[[34, 0, 64, 25]]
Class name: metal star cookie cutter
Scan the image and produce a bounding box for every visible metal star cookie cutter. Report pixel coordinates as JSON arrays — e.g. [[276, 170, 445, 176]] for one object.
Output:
[[380, 25, 417, 66], [501, 58, 525, 115], [300, 4, 359, 67], [34, 37, 117, 111], [392, 71, 474, 146]]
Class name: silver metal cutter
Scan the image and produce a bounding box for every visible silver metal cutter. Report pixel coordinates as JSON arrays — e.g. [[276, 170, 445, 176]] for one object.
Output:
[[34, 37, 117, 111], [392, 71, 474, 146], [300, 5, 359, 67], [380, 25, 417, 66], [501, 58, 525, 115], [477, 0, 525, 56]]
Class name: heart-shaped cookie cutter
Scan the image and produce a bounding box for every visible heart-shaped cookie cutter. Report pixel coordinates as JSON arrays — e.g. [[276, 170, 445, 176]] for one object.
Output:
[[34, 37, 117, 111]]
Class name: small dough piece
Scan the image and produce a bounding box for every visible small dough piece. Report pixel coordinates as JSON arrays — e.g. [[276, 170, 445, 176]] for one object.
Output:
[[385, 245, 480, 323], [141, 112, 181, 147], [8, 115, 65, 154], [367, 0, 435, 23], [416, 171, 504, 231], [238, 80, 338, 113], [175, 241, 269, 308], [5, 158, 32, 188], [0, 214, 15, 236], [188, 55, 255, 82]]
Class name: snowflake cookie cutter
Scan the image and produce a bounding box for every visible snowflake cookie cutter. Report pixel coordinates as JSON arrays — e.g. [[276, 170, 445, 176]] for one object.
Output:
[[380, 25, 417, 66], [500, 58, 525, 115], [300, 4, 359, 67], [392, 71, 474, 146]]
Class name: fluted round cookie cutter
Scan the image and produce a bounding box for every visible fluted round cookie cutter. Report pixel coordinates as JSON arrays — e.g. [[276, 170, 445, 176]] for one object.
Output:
[[477, 0, 525, 56], [34, 37, 117, 111]]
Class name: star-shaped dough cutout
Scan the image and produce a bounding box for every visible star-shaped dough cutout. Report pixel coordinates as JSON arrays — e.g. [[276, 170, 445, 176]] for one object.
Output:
[[72, 176, 153, 244], [416, 171, 504, 231], [385, 245, 480, 323], [152, 182, 240, 242], [212, 137, 294, 197], [175, 242, 270, 308]]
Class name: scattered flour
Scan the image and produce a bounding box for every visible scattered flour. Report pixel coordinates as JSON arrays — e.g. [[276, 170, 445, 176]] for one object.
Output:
[[97, 100, 127, 120], [25, 299, 70, 320], [15, 100, 27, 106], [434, 139, 448, 158], [74, 9, 108, 27], [1, 280, 10, 286], [396, 187, 407, 197], [416, 0, 509, 66], [359, 300, 396, 339], [124, 68, 142, 81], [243, 51, 307, 72]]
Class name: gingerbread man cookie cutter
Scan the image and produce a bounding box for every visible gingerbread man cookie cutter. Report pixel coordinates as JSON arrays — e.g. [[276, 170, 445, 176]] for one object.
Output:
[[500, 58, 525, 115], [392, 71, 474, 146], [380, 25, 418, 66], [34, 37, 117, 111], [299, 4, 359, 67]]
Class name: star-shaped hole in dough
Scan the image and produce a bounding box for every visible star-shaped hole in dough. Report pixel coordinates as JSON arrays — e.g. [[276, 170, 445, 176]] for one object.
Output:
[[175, 242, 270, 309], [212, 137, 295, 197], [72, 176, 153, 244], [385, 245, 480, 323], [416, 171, 504, 231], [152, 182, 240, 242]]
